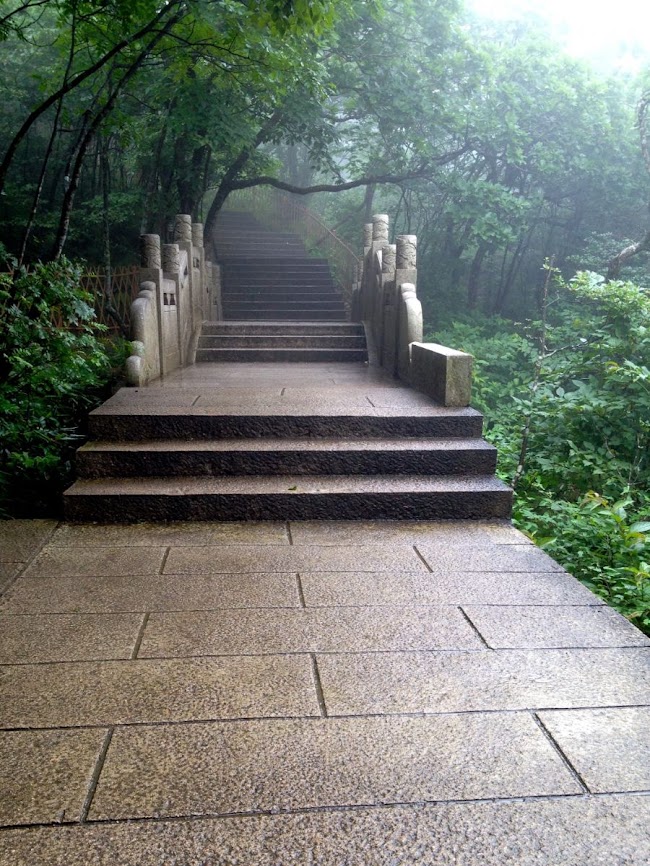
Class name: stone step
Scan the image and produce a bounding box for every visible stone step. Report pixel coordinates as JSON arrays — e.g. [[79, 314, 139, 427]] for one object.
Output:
[[195, 347, 368, 363], [64, 474, 513, 522], [75, 438, 497, 479], [218, 248, 308, 257], [222, 293, 344, 310], [223, 305, 346, 314], [201, 322, 365, 335], [88, 406, 485, 442], [215, 231, 301, 241], [223, 310, 347, 321], [221, 259, 329, 268], [224, 277, 337, 286], [197, 335, 366, 350]]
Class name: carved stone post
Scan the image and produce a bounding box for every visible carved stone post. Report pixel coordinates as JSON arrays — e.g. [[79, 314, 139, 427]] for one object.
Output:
[[192, 221, 209, 318], [162, 243, 180, 274], [397, 282, 423, 382], [374, 243, 395, 355], [362, 214, 390, 322], [139, 234, 164, 378], [140, 234, 161, 270], [174, 214, 192, 244], [385, 234, 418, 376], [162, 243, 184, 366]]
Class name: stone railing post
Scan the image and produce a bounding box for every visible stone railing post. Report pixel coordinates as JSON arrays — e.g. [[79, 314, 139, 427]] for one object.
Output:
[[362, 214, 390, 324], [397, 282, 423, 382], [126, 281, 159, 386], [138, 233, 165, 379], [385, 234, 418, 375], [374, 243, 396, 358], [162, 242, 184, 366]]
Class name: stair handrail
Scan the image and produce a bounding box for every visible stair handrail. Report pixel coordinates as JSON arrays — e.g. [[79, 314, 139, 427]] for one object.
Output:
[[223, 187, 360, 308]]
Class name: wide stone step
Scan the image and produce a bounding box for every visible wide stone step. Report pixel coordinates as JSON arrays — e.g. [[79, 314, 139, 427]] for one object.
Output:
[[201, 322, 364, 335], [197, 335, 366, 350], [64, 474, 513, 522], [195, 347, 368, 363], [88, 406, 485, 441], [76, 438, 497, 479]]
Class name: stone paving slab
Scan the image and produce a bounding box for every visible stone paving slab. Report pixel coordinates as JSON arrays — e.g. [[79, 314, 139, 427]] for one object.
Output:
[[416, 542, 563, 572], [138, 606, 482, 657], [317, 648, 650, 715], [1, 796, 648, 865], [164, 544, 428, 574], [0, 572, 300, 614], [22, 546, 166, 578], [539, 707, 650, 793], [299, 570, 601, 606], [288, 518, 508, 545], [0, 613, 144, 663], [0, 728, 106, 826], [464, 604, 650, 648], [0, 563, 20, 595], [0, 656, 319, 729], [0, 520, 57, 562], [88, 714, 580, 820], [48, 521, 289, 547]]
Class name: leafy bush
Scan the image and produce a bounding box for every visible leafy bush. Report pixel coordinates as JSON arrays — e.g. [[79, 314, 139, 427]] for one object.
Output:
[[429, 272, 650, 634], [0, 257, 123, 516]]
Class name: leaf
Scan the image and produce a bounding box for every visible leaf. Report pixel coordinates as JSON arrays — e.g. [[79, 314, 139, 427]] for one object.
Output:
[[630, 522, 650, 534]]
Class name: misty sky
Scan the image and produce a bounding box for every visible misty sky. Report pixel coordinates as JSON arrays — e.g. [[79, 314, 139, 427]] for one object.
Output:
[[467, 0, 650, 72]]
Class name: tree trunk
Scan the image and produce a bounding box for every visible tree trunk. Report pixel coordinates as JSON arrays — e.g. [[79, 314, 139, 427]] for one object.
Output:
[[467, 242, 488, 310]]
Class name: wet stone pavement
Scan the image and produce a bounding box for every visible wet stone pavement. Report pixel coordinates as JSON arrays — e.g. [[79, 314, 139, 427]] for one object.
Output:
[[1, 516, 649, 865]]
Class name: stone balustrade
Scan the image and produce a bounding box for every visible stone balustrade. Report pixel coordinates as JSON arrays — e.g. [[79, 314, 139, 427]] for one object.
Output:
[[351, 213, 473, 407], [126, 214, 220, 385]]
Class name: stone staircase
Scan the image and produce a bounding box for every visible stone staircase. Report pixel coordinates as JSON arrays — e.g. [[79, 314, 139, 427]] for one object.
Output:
[[196, 322, 367, 363], [216, 211, 347, 321], [62, 209, 512, 522], [63, 366, 512, 522], [195, 210, 366, 363]]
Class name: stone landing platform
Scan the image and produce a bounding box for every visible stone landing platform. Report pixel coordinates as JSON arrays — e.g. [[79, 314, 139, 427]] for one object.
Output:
[[1, 512, 649, 864]]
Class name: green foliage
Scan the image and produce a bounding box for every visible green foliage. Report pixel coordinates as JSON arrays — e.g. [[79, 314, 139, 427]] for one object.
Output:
[[429, 273, 650, 634], [0, 256, 119, 515]]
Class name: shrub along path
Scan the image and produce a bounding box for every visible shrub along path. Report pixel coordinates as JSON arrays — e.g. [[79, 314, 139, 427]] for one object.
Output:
[[0, 363, 649, 864]]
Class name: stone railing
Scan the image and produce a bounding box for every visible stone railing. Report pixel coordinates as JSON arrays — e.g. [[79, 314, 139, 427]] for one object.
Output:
[[352, 213, 473, 407], [125, 214, 219, 386]]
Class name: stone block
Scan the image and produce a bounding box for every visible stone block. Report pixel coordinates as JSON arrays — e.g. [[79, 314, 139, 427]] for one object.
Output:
[[0, 728, 106, 825], [538, 706, 650, 792], [0, 613, 143, 663], [88, 713, 580, 820], [138, 606, 482, 657], [0, 656, 319, 729], [463, 604, 650, 648], [2, 796, 649, 865], [410, 341, 473, 406], [317, 647, 650, 716], [0, 572, 300, 614]]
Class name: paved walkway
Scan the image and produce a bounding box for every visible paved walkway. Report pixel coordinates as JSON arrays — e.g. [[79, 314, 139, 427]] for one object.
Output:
[[1, 363, 650, 864]]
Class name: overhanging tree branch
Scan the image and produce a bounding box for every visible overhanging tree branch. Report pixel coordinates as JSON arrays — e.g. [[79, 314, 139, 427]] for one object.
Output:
[[0, 0, 186, 195]]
